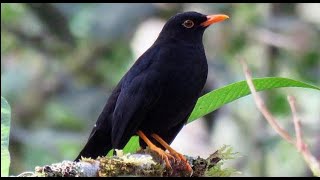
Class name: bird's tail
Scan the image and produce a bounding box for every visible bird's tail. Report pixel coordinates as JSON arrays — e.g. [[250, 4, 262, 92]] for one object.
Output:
[[75, 129, 112, 161]]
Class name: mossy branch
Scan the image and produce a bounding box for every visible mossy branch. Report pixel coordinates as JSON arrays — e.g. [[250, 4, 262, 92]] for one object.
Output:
[[15, 145, 239, 177]]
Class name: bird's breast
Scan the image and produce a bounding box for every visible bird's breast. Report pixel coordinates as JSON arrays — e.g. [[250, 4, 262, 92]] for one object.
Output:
[[141, 44, 208, 128], [154, 43, 208, 90], [150, 44, 208, 109]]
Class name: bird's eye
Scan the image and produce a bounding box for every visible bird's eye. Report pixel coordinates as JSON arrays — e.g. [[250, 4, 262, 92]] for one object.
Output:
[[182, 20, 194, 28]]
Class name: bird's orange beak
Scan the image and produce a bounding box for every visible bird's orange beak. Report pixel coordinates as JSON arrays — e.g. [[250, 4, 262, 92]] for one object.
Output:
[[200, 14, 229, 27]]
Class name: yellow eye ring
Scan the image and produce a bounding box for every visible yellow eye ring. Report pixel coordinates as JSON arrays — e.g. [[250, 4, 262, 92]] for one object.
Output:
[[182, 20, 194, 28]]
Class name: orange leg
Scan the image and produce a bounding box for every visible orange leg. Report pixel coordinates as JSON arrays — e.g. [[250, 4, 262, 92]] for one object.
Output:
[[137, 130, 174, 169], [151, 133, 192, 172]]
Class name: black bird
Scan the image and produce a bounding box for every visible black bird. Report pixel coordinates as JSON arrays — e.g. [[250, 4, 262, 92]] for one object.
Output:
[[75, 11, 229, 169]]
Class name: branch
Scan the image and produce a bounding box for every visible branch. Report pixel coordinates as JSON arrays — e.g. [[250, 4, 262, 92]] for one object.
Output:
[[240, 58, 320, 177], [288, 96, 320, 177], [288, 96, 304, 151], [25, 3, 75, 47], [14, 146, 239, 177], [1, 21, 71, 55], [239, 58, 294, 144]]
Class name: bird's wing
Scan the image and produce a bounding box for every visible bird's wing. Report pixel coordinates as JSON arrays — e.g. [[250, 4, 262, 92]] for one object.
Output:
[[75, 82, 123, 160], [87, 82, 122, 140], [110, 46, 163, 149], [89, 44, 160, 140]]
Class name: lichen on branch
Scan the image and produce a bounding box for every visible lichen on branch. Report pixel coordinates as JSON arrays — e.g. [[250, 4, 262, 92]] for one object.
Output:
[[16, 145, 239, 177]]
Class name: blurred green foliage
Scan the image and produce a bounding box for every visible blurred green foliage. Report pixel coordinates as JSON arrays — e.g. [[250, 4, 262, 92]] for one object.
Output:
[[1, 3, 319, 177]]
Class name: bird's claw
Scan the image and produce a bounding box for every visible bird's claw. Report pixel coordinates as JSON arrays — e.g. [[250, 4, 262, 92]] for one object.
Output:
[[150, 146, 173, 170], [166, 152, 175, 162], [168, 150, 192, 172]]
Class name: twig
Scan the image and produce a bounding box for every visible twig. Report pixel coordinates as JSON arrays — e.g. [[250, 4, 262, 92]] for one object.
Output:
[[288, 96, 320, 177], [1, 21, 70, 55], [287, 96, 304, 151], [25, 3, 75, 46], [239, 58, 320, 177], [239, 58, 294, 144]]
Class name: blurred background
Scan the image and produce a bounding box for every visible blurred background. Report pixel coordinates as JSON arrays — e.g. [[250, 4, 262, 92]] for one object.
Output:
[[1, 3, 319, 177]]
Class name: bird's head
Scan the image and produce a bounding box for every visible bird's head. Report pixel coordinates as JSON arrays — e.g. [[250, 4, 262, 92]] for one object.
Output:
[[157, 11, 229, 44]]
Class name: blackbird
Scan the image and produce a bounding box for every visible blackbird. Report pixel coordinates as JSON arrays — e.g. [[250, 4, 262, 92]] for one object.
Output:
[[75, 11, 229, 169]]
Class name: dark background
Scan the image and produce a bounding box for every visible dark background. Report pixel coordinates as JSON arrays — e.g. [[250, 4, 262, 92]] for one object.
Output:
[[1, 3, 319, 176]]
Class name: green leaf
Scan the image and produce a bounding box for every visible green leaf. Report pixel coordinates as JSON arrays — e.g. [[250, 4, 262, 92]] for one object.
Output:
[[188, 77, 320, 123], [1, 96, 11, 177], [122, 136, 140, 154], [116, 136, 140, 154], [121, 77, 320, 154], [108, 136, 140, 157]]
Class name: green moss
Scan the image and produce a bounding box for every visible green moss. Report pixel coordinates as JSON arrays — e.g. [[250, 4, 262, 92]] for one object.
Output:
[[98, 151, 164, 177], [204, 145, 240, 177], [205, 161, 239, 177]]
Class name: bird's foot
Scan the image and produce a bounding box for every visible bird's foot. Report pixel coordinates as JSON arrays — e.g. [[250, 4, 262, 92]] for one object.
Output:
[[151, 134, 193, 172], [167, 149, 193, 172], [149, 145, 175, 170], [137, 130, 174, 170]]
